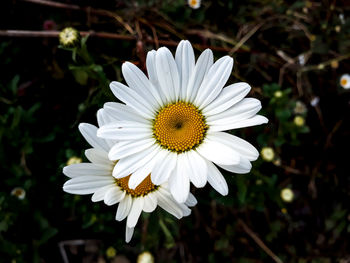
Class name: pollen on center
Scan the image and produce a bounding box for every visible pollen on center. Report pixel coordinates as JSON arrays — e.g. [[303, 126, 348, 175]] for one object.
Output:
[[153, 102, 208, 153], [116, 175, 157, 197]]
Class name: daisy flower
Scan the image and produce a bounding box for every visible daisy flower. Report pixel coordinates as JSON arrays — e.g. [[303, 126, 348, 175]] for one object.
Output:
[[59, 27, 80, 47], [340, 74, 350, 89], [11, 187, 26, 200], [280, 188, 294, 203], [188, 0, 201, 9], [97, 40, 268, 203], [63, 109, 196, 242]]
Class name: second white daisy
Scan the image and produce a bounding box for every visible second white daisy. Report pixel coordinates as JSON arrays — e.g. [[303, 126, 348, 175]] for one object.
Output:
[[63, 109, 196, 242]]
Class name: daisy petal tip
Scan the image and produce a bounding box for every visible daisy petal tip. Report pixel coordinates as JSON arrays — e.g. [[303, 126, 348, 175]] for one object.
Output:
[[107, 151, 117, 162], [261, 116, 269, 123], [78, 122, 94, 133], [173, 191, 189, 204], [62, 166, 68, 175], [109, 81, 120, 91], [221, 189, 229, 196]]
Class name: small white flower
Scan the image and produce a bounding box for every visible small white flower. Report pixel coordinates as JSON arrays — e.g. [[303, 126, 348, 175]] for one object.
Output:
[[298, 54, 306, 66], [188, 0, 201, 9], [59, 27, 80, 47], [274, 91, 283, 98], [63, 110, 196, 243], [340, 74, 350, 89], [281, 188, 294, 202], [11, 187, 26, 200], [310, 97, 320, 107], [293, 101, 307, 114], [294, 115, 305, 127], [137, 251, 154, 263], [260, 147, 274, 162], [97, 40, 268, 203]]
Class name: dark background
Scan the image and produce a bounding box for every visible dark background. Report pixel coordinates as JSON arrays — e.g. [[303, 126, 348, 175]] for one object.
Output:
[[0, 0, 350, 262]]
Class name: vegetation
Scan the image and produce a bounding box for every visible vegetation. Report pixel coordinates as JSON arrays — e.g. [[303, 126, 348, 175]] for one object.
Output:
[[0, 0, 349, 262]]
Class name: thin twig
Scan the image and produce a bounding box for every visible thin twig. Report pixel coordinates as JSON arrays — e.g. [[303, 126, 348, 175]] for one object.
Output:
[[0, 30, 237, 52], [229, 22, 264, 55], [21, 0, 135, 33], [22, 0, 114, 18], [238, 219, 283, 263], [300, 53, 350, 72], [0, 30, 135, 40]]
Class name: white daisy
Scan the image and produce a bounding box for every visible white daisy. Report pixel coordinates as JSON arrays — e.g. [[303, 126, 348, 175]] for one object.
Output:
[[340, 74, 350, 89], [63, 109, 196, 242], [188, 0, 201, 9], [97, 40, 268, 203]]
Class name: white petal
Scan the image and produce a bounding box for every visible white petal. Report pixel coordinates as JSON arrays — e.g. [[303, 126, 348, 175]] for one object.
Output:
[[143, 193, 157, 213], [218, 157, 252, 174], [122, 62, 162, 107], [186, 151, 207, 188], [187, 49, 213, 102], [108, 138, 155, 160], [146, 50, 160, 88], [91, 185, 114, 202], [156, 47, 180, 102], [127, 198, 144, 228], [112, 144, 159, 179], [146, 50, 168, 104], [110, 81, 154, 119], [179, 204, 191, 217], [194, 56, 233, 109], [175, 40, 195, 100], [103, 102, 148, 123], [78, 123, 109, 152], [206, 161, 228, 196], [206, 98, 262, 125], [63, 176, 114, 195], [168, 156, 190, 203], [63, 163, 112, 178], [97, 108, 114, 127], [104, 187, 126, 206], [203, 82, 251, 116], [128, 164, 152, 190], [156, 187, 183, 219], [210, 115, 268, 132], [207, 132, 259, 161], [127, 147, 167, 189], [125, 226, 134, 243], [196, 138, 240, 166], [185, 193, 197, 207], [97, 123, 152, 141], [96, 109, 118, 148], [116, 194, 132, 221], [151, 151, 177, 185], [84, 148, 111, 166]]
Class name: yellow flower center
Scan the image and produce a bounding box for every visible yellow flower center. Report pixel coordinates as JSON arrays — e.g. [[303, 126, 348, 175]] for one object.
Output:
[[341, 78, 347, 86], [153, 102, 208, 153], [190, 0, 198, 6], [115, 175, 157, 197]]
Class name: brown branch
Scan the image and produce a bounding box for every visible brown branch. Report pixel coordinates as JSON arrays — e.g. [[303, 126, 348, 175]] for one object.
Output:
[[0, 30, 135, 40], [21, 0, 115, 18], [238, 219, 283, 263], [0, 30, 237, 52], [229, 22, 264, 55], [21, 0, 135, 33]]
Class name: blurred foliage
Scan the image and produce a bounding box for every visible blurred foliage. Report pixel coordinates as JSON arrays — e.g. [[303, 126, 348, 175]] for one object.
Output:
[[1, 0, 350, 262]]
